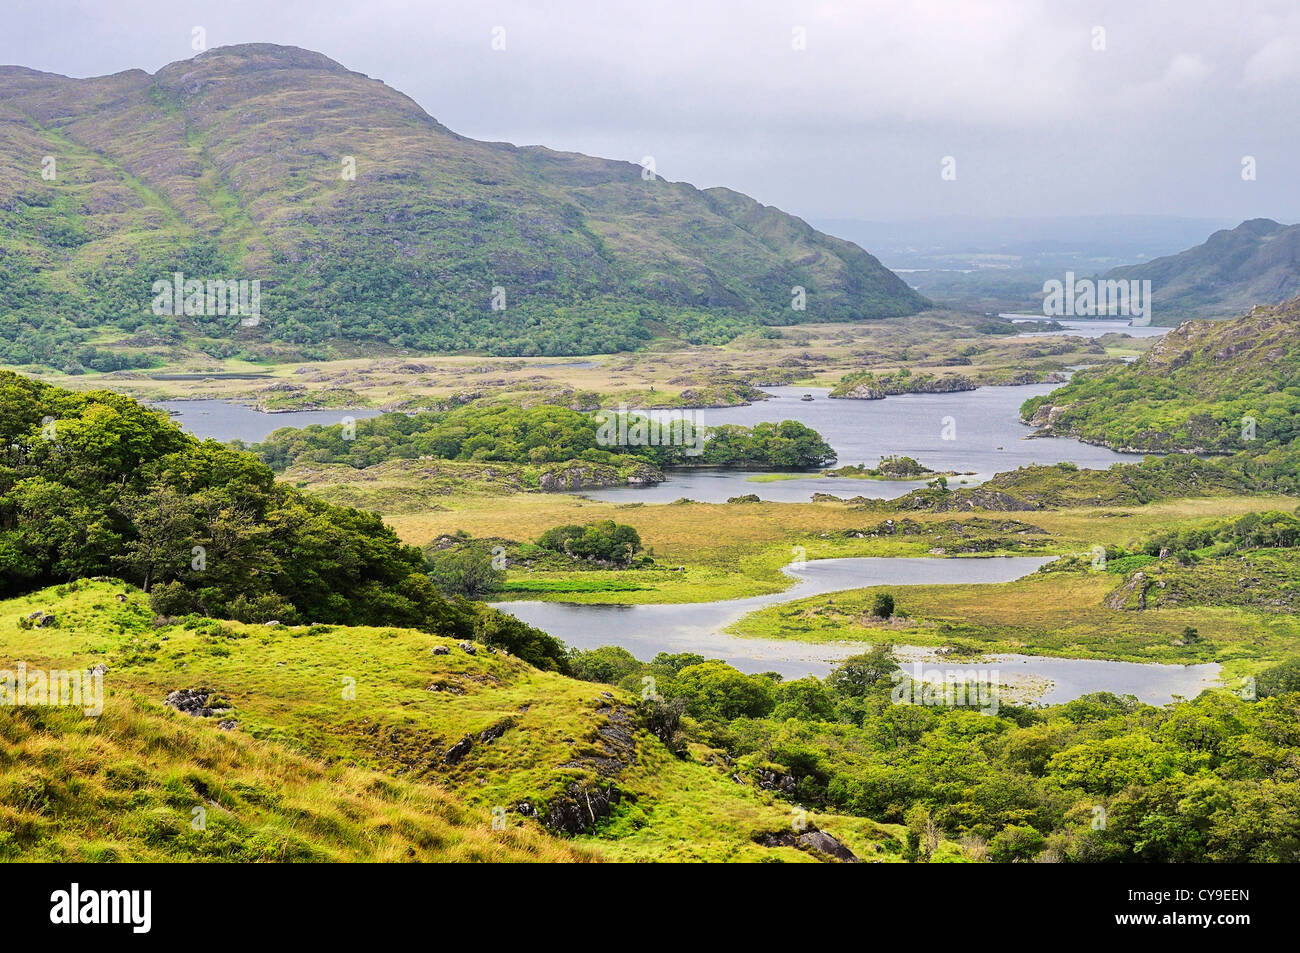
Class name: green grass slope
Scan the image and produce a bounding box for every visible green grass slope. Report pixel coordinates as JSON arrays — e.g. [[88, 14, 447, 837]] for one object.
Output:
[[0, 579, 907, 862]]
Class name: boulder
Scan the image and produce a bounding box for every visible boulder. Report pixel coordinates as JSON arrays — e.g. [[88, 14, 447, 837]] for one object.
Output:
[[443, 734, 474, 765]]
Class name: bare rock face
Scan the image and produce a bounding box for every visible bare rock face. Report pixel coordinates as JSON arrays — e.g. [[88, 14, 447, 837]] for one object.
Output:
[[163, 688, 232, 718], [756, 828, 861, 863], [1105, 571, 1150, 611], [543, 782, 622, 835], [443, 734, 474, 765], [1026, 404, 1068, 430], [840, 382, 886, 400], [537, 462, 663, 491]]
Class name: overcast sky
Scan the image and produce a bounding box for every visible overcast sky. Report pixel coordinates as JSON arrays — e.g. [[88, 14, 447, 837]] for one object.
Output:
[[3, 0, 1298, 224]]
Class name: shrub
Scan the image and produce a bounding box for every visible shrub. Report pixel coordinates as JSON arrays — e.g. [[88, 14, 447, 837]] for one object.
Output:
[[148, 580, 196, 617], [536, 520, 642, 566], [989, 824, 1046, 862], [473, 608, 569, 673], [872, 592, 895, 619], [568, 646, 642, 684], [425, 547, 504, 598]]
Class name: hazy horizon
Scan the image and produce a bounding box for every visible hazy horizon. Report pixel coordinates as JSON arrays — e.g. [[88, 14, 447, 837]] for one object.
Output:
[[3, 1, 1299, 228]]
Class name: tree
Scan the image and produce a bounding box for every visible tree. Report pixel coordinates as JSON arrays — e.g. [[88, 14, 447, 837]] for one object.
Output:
[[568, 645, 642, 684], [873, 592, 896, 619], [988, 824, 1045, 862], [474, 608, 569, 673], [773, 677, 836, 721], [113, 483, 199, 592], [670, 661, 775, 720], [537, 520, 642, 566], [425, 547, 504, 598], [828, 645, 897, 699], [905, 804, 940, 863]]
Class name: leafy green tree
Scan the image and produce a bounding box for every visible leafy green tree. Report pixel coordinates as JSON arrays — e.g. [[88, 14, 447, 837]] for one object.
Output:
[[773, 677, 836, 721], [670, 661, 775, 721], [828, 645, 897, 699], [568, 646, 643, 684], [872, 592, 895, 619], [988, 824, 1045, 862], [113, 483, 199, 592], [425, 547, 504, 598], [473, 608, 569, 673]]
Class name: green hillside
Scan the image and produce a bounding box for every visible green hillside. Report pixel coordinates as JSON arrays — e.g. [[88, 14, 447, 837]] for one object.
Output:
[[0, 44, 926, 371], [1021, 295, 1300, 453], [1105, 218, 1300, 323], [4, 361, 1300, 864]]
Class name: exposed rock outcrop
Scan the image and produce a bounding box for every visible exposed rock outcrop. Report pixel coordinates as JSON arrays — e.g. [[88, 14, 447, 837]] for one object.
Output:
[[756, 828, 860, 863]]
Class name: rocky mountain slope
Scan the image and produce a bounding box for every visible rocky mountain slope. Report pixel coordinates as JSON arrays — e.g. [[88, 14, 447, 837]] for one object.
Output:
[[1105, 218, 1300, 322], [1021, 294, 1300, 452], [0, 44, 926, 369]]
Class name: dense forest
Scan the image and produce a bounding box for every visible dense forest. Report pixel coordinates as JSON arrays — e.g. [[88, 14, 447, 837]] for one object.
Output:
[[569, 645, 1300, 861], [0, 370, 565, 666], [251, 405, 836, 472]]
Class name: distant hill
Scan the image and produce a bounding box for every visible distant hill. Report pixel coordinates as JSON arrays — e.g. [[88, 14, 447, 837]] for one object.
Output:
[[1105, 218, 1300, 323], [1022, 294, 1300, 453], [0, 44, 926, 370]]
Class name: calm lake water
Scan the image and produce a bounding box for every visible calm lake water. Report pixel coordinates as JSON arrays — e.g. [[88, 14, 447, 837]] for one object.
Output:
[[494, 556, 1220, 703], [574, 384, 1143, 503], [1006, 316, 1171, 339], [159, 388, 1217, 702], [156, 399, 382, 443]]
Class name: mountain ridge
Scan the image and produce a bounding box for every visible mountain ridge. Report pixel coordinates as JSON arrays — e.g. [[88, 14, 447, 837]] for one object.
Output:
[[0, 43, 927, 369], [1104, 217, 1300, 322]]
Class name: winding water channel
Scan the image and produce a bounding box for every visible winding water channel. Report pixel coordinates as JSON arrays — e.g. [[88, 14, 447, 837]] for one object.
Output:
[[494, 557, 1220, 705], [160, 325, 1222, 705]]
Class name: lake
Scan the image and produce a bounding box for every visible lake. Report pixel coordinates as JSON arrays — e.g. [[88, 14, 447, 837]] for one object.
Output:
[[156, 382, 1160, 504], [572, 384, 1144, 503], [155, 399, 383, 443], [1006, 315, 1171, 339], [494, 556, 1220, 704]]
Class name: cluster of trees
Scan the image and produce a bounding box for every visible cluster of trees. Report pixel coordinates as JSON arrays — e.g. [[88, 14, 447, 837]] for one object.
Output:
[[252, 405, 835, 473], [536, 521, 643, 566], [0, 372, 568, 672], [254, 405, 617, 471], [1141, 510, 1300, 561], [697, 421, 835, 469], [566, 643, 1300, 861]]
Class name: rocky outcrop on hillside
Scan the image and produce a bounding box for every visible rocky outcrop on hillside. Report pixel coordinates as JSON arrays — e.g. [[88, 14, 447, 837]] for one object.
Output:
[[537, 462, 663, 491]]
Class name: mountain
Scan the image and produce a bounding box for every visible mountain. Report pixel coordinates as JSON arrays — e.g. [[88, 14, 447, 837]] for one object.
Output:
[[0, 44, 926, 370], [1104, 218, 1300, 323], [1021, 294, 1300, 453]]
